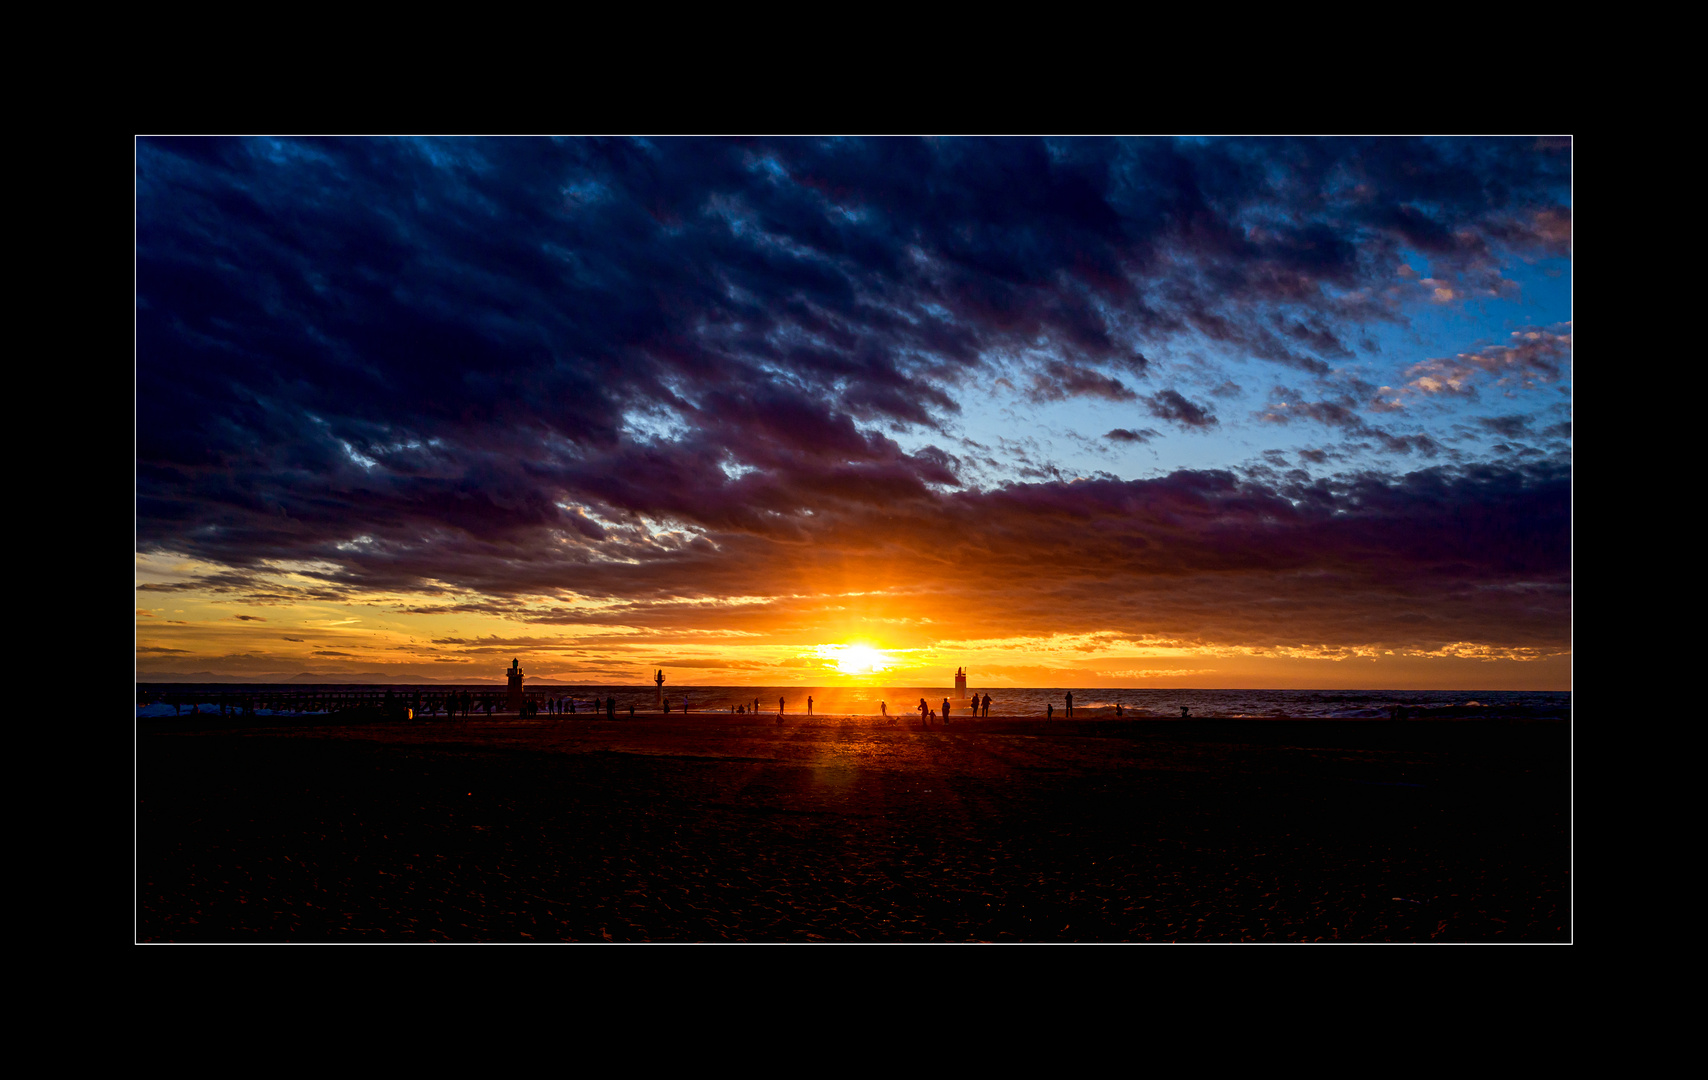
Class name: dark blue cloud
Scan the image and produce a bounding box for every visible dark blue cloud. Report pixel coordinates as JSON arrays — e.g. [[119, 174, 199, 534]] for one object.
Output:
[[1146, 390, 1218, 429], [137, 136, 1571, 610]]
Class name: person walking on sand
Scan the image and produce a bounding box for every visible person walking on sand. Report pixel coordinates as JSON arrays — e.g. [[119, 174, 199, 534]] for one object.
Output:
[[920, 698, 929, 725], [1065, 691, 1074, 719]]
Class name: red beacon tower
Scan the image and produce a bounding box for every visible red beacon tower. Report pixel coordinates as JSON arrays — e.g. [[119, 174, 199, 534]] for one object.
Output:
[[507, 658, 525, 711]]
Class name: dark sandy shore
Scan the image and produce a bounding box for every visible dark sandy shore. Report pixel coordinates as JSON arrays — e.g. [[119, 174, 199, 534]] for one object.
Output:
[[137, 714, 1569, 942]]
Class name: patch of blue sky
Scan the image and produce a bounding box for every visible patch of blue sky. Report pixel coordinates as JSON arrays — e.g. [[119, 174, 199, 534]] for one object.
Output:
[[1358, 278, 1570, 393]]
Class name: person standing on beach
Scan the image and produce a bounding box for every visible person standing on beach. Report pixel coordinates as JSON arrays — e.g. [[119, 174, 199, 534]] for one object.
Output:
[[1047, 703, 1053, 719], [808, 696, 813, 716], [982, 693, 991, 718], [943, 697, 952, 725], [880, 701, 887, 719], [919, 698, 929, 725], [1065, 692, 1073, 719]]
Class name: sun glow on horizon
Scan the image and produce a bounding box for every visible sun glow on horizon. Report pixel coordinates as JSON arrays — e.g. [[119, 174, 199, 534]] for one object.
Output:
[[817, 642, 892, 678]]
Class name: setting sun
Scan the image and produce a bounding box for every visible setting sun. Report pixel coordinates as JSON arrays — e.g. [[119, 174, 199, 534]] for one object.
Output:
[[823, 643, 891, 677]]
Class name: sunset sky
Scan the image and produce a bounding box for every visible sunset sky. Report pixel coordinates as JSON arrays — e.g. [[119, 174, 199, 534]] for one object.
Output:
[[136, 137, 1571, 689]]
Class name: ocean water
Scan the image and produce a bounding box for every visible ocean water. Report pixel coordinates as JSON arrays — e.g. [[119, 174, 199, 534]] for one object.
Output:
[[137, 684, 1570, 721]]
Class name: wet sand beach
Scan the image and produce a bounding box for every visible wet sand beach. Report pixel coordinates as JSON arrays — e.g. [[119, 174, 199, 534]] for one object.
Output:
[[137, 714, 1569, 942]]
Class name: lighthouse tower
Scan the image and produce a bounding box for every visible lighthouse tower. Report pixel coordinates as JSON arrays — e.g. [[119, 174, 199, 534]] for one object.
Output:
[[954, 666, 967, 699], [507, 658, 525, 711]]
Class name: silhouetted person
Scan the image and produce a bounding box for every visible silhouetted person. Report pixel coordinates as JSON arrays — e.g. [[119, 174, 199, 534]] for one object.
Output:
[[1180, 705, 1190, 718], [943, 697, 952, 725], [1065, 692, 1073, 719], [982, 693, 991, 718], [1047, 703, 1053, 719], [606, 695, 616, 720], [808, 696, 813, 715], [779, 696, 786, 714], [880, 701, 887, 718], [919, 698, 929, 725]]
